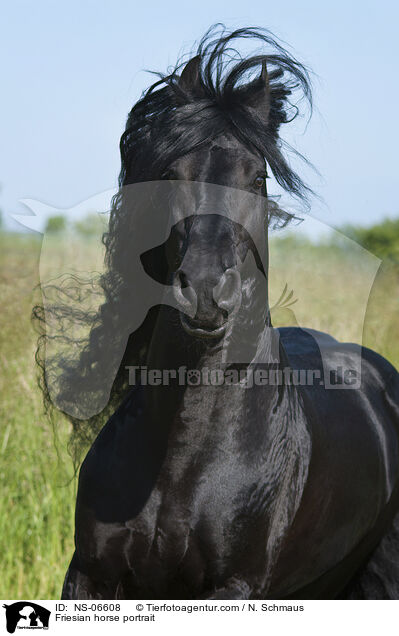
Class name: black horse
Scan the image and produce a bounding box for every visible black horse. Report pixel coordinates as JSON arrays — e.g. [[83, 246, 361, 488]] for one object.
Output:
[[55, 27, 399, 599]]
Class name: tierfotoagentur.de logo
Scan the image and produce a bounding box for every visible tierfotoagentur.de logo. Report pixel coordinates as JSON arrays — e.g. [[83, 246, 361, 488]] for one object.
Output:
[[2, 603, 50, 633]]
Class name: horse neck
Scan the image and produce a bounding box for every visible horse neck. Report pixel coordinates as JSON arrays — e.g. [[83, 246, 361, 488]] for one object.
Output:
[[141, 306, 311, 588], [142, 305, 301, 442]]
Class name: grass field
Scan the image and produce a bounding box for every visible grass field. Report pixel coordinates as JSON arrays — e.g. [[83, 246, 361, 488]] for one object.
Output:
[[0, 234, 76, 599], [0, 230, 398, 599]]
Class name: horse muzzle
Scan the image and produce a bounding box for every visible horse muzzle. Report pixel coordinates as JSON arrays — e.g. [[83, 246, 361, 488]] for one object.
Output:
[[173, 267, 242, 339]]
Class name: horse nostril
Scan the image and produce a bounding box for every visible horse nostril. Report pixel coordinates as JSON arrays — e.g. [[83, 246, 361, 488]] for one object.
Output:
[[173, 270, 197, 316], [178, 271, 189, 288], [213, 268, 242, 314]]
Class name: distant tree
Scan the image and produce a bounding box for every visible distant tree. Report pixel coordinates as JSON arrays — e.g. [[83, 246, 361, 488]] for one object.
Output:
[[74, 213, 107, 238], [45, 215, 67, 233], [339, 218, 399, 262]]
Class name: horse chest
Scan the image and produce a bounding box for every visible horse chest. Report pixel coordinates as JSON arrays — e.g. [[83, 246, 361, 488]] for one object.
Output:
[[78, 388, 277, 596], [120, 442, 268, 595]]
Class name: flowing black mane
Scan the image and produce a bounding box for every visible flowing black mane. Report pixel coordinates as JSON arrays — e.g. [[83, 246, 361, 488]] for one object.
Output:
[[120, 25, 312, 194], [34, 25, 313, 463]]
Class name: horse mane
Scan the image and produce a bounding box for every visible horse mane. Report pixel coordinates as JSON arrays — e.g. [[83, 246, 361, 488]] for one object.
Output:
[[33, 25, 313, 465], [120, 24, 312, 194]]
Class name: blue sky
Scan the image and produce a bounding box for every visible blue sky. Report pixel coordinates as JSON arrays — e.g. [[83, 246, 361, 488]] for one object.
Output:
[[1, 0, 398, 233]]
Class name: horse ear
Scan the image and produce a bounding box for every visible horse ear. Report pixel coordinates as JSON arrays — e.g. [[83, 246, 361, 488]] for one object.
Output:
[[240, 61, 270, 120], [178, 55, 206, 98]]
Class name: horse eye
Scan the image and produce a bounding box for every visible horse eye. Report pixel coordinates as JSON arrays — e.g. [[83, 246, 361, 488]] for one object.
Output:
[[254, 176, 265, 188]]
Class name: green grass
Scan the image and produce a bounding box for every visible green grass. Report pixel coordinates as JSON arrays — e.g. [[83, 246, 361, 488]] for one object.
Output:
[[0, 230, 398, 599], [0, 233, 76, 599]]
